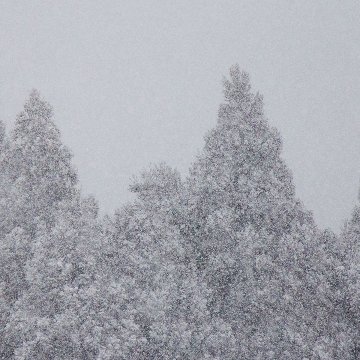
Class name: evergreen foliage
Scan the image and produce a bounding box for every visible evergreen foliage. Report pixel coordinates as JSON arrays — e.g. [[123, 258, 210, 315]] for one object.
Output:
[[0, 67, 359, 359]]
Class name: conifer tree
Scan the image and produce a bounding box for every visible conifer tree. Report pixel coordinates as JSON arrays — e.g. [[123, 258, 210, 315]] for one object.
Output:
[[0, 91, 79, 359], [309, 229, 356, 359], [103, 163, 237, 359], [7, 196, 101, 359], [338, 200, 360, 357], [2, 69, 358, 359], [7, 90, 77, 235], [185, 65, 320, 358], [0, 121, 28, 359]]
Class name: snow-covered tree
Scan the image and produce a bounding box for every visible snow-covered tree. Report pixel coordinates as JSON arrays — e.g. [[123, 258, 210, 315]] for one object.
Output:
[[307, 229, 357, 359], [7, 90, 77, 235], [7, 196, 102, 359], [2, 69, 358, 359], [0, 91, 79, 359], [338, 200, 360, 357], [184, 65, 323, 358], [101, 163, 237, 359], [0, 227, 31, 359]]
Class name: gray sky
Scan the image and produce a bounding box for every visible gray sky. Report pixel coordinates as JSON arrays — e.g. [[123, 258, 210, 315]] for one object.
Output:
[[1, 0, 360, 232]]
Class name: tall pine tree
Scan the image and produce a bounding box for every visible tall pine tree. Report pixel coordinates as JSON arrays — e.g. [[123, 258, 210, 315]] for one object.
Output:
[[185, 65, 321, 358], [7, 90, 77, 235], [0, 91, 79, 359]]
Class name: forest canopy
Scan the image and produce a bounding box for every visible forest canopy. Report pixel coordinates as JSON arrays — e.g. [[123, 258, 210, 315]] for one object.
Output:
[[0, 65, 359, 359]]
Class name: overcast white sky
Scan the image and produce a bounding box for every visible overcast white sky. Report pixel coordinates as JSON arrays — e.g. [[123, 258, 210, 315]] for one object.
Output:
[[1, 1, 360, 231]]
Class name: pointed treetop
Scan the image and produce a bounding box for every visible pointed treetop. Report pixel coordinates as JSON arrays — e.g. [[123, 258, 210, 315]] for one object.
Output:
[[12, 90, 60, 146], [220, 65, 264, 123], [223, 64, 251, 104], [23, 89, 53, 121], [7, 90, 78, 234]]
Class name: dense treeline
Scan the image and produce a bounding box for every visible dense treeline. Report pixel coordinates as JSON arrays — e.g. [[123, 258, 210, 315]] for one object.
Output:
[[0, 66, 359, 359]]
